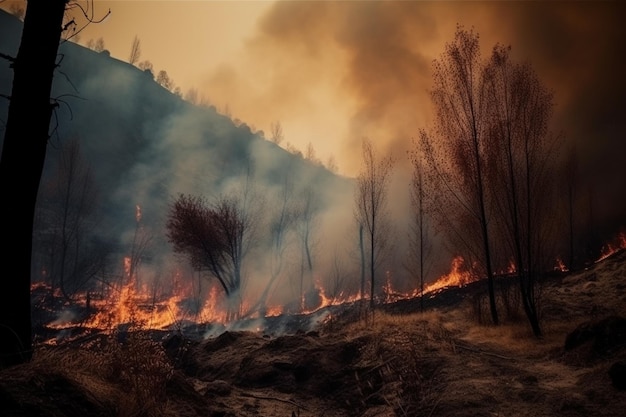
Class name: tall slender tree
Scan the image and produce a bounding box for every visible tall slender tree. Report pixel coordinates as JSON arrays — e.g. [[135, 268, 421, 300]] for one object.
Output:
[[354, 138, 394, 310], [0, 0, 69, 368], [408, 143, 433, 313], [420, 25, 499, 325], [483, 44, 557, 336]]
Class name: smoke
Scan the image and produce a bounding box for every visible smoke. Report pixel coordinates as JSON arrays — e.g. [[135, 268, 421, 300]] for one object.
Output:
[[199, 1, 625, 225]]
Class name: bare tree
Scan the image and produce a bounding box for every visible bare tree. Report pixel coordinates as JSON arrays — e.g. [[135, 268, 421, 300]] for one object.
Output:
[[408, 142, 433, 312], [354, 138, 394, 310], [156, 70, 174, 91], [166, 187, 260, 320], [33, 138, 109, 301], [483, 44, 557, 336], [326, 155, 339, 174], [420, 25, 499, 325], [295, 186, 319, 311], [93, 36, 105, 53], [270, 120, 284, 145], [128, 34, 141, 65], [252, 174, 296, 315]]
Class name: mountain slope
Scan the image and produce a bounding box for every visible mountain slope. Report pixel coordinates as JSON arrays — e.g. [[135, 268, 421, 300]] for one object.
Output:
[[0, 10, 354, 303]]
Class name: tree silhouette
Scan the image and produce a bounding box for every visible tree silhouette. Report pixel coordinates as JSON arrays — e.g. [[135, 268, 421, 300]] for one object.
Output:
[[483, 44, 558, 336], [0, 0, 69, 368], [128, 34, 141, 65], [420, 26, 499, 325], [354, 138, 394, 311], [166, 192, 259, 320], [408, 142, 433, 313], [33, 138, 106, 301]]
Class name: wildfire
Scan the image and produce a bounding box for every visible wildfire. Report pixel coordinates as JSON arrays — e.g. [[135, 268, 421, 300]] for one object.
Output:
[[423, 256, 479, 295], [554, 257, 568, 273], [595, 231, 626, 263]]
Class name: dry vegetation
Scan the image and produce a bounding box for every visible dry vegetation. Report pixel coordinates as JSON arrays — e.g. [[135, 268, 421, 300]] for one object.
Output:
[[2, 251, 626, 417]]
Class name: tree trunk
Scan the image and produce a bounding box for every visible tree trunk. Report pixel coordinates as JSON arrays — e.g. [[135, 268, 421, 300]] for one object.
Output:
[[0, 0, 68, 368]]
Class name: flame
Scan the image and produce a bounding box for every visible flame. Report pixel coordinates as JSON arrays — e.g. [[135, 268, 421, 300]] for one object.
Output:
[[595, 231, 626, 263], [554, 257, 568, 272], [423, 256, 479, 295]]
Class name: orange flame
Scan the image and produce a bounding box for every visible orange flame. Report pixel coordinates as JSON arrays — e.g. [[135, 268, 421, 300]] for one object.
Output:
[[595, 231, 626, 263], [423, 256, 478, 295]]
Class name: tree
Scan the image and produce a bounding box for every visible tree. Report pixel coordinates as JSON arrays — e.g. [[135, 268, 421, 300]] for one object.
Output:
[[93, 36, 105, 53], [420, 25, 499, 325], [166, 191, 259, 320], [128, 34, 141, 65], [483, 44, 557, 336], [251, 173, 296, 315], [33, 138, 107, 301], [408, 143, 433, 312], [354, 138, 394, 310], [270, 120, 284, 145], [156, 70, 174, 91], [295, 185, 319, 311], [0, 0, 69, 368]]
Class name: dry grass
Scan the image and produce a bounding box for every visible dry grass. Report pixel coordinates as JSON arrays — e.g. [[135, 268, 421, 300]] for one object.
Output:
[[2, 251, 626, 417]]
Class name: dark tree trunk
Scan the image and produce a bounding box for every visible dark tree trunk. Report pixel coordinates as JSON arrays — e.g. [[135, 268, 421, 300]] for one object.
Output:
[[0, 0, 68, 368]]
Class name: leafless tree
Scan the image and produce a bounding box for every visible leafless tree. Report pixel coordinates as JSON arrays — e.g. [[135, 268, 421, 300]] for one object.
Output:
[[419, 25, 499, 325], [93, 36, 105, 53], [407, 142, 434, 312], [483, 44, 558, 336], [156, 70, 174, 91], [354, 138, 395, 310], [252, 174, 296, 315], [128, 34, 141, 65], [33, 138, 110, 301], [295, 186, 319, 311], [184, 88, 199, 105], [270, 120, 284, 145], [305, 142, 321, 164], [167, 176, 261, 320]]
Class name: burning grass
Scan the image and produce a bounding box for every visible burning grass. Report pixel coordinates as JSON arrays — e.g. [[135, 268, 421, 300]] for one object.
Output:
[[3, 250, 626, 416]]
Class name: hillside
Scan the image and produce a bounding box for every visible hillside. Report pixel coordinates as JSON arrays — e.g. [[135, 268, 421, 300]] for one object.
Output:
[[1, 251, 626, 416], [0, 9, 355, 306]]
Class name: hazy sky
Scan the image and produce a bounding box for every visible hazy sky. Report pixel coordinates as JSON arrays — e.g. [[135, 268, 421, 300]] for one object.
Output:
[[3, 1, 625, 179]]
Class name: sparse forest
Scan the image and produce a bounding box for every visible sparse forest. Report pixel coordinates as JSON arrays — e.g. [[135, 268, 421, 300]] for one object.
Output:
[[1, 2, 625, 416]]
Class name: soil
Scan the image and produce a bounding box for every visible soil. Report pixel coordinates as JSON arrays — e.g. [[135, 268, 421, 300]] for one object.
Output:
[[1, 251, 626, 417]]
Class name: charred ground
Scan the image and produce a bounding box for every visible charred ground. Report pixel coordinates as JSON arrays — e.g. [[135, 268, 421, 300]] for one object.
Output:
[[2, 251, 626, 417]]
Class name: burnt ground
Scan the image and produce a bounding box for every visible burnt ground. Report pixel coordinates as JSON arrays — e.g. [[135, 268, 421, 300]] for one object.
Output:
[[2, 251, 626, 417]]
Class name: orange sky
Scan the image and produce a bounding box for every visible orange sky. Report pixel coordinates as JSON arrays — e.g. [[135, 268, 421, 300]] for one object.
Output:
[[3, 1, 624, 179]]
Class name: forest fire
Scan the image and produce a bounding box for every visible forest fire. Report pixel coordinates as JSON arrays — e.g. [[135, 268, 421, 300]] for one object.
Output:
[[595, 231, 626, 263], [33, 231, 624, 343], [423, 256, 479, 295], [32, 253, 486, 342]]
